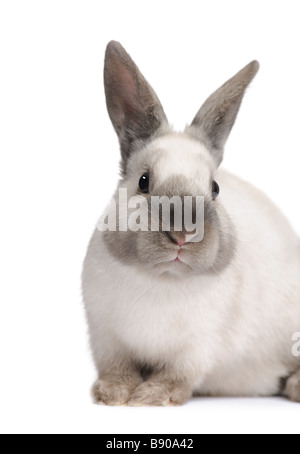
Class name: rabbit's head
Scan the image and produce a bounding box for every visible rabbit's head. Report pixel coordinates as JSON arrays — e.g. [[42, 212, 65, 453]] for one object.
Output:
[[102, 41, 259, 277]]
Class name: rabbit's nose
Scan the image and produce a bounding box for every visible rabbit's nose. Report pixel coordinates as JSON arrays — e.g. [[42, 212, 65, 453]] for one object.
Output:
[[165, 231, 186, 246], [177, 240, 186, 247]]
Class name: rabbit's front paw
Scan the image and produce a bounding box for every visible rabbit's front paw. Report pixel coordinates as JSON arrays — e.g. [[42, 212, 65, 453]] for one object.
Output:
[[93, 376, 141, 406], [286, 369, 300, 403], [128, 380, 191, 407]]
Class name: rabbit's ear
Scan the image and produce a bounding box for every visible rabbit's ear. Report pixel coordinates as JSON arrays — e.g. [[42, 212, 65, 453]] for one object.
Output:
[[187, 61, 259, 166], [104, 41, 168, 170]]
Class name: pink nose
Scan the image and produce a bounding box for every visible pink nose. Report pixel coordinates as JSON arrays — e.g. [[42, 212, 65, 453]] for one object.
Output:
[[165, 231, 186, 246], [177, 241, 186, 246]]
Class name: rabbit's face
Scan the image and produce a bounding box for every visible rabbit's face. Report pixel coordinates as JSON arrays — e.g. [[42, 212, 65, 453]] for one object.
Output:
[[104, 133, 235, 277], [102, 41, 258, 276]]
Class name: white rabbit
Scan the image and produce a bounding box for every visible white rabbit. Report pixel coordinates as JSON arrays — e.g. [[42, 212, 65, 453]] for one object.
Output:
[[82, 41, 300, 406]]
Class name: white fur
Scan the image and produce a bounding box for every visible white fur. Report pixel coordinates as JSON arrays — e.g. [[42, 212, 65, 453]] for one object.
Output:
[[83, 133, 300, 398], [148, 134, 213, 189]]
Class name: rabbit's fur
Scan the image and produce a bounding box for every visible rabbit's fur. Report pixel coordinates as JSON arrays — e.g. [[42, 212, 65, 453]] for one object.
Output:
[[82, 41, 300, 406]]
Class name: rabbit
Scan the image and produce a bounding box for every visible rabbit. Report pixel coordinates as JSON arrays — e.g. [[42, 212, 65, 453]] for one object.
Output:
[[82, 41, 300, 406]]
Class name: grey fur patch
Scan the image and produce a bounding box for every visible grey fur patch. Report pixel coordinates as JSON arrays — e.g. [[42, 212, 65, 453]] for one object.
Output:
[[186, 61, 259, 166], [128, 368, 192, 406], [93, 371, 143, 406], [140, 364, 155, 381], [103, 174, 236, 277], [104, 41, 168, 173], [276, 376, 289, 396], [284, 368, 300, 402]]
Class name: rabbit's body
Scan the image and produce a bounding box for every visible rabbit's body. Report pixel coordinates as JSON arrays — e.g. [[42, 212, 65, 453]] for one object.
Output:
[[83, 42, 300, 405], [84, 150, 300, 399]]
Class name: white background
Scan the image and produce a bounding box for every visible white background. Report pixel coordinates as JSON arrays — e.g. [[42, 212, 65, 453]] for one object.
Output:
[[0, 0, 299, 435]]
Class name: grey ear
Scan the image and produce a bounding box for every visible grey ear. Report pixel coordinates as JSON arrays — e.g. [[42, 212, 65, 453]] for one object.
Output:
[[104, 41, 168, 171], [187, 61, 259, 166]]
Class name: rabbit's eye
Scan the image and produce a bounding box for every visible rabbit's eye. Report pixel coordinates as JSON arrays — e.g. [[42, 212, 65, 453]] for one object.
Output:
[[139, 173, 150, 193], [212, 180, 220, 200]]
